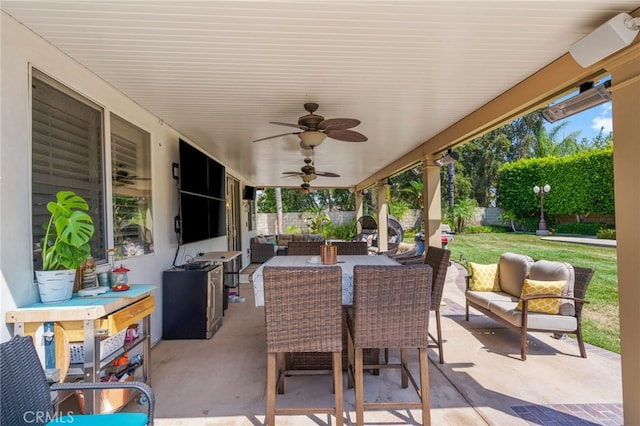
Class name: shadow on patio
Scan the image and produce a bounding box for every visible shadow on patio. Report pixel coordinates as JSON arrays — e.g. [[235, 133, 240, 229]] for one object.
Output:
[[127, 262, 622, 425]]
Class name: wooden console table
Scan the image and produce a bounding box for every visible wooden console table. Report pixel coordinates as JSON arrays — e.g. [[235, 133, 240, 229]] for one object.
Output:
[[5, 284, 156, 414]]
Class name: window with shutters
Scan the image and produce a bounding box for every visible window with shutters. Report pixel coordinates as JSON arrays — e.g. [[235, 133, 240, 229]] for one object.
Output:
[[31, 70, 106, 269], [111, 114, 153, 259]]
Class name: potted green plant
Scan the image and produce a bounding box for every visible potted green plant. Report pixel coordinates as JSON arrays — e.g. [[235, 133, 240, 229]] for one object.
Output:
[[36, 190, 95, 303]]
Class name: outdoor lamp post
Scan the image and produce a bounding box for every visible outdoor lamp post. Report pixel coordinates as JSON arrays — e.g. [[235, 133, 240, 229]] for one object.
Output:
[[533, 184, 551, 236]]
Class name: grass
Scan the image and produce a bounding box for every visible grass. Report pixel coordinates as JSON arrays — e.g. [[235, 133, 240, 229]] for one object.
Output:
[[446, 233, 620, 354]]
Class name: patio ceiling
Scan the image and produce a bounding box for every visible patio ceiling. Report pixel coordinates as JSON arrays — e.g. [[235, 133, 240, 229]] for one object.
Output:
[[2, 1, 638, 189]]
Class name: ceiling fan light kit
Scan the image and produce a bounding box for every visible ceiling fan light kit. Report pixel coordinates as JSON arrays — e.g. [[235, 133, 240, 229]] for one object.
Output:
[[298, 131, 327, 148]]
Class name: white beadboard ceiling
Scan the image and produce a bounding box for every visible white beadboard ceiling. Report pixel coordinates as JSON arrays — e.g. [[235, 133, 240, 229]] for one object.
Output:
[[3, 1, 638, 189]]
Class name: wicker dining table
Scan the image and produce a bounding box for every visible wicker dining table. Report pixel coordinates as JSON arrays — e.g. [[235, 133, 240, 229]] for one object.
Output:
[[252, 254, 400, 371]]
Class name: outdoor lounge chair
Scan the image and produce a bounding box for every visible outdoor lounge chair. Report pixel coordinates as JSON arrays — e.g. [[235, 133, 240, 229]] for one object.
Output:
[[0, 335, 155, 426]]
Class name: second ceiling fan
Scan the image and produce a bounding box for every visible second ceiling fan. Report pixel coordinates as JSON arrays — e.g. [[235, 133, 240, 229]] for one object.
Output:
[[253, 102, 367, 149], [282, 157, 340, 183]]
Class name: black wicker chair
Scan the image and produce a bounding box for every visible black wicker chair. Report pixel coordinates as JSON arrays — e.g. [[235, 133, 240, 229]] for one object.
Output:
[[334, 241, 369, 255], [0, 335, 154, 426], [286, 241, 324, 256]]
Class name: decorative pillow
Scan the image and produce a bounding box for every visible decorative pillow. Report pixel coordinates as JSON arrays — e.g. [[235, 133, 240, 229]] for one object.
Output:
[[256, 236, 267, 244], [516, 279, 567, 314], [469, 263, 500, 291]]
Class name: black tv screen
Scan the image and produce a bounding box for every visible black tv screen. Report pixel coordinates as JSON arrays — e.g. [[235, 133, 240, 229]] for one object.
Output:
[[209, 199, 226, 238], [179, 192, 210, 244], [207, 158, 225, 198], [178, 139, 227, 244], [243, 185, 256, 200], [179, 140, 208, 195]]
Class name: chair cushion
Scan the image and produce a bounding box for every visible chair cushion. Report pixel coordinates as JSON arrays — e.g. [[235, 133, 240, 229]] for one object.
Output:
[[489, 300, 578, 331], [48, 413, 148, 426], [497, 253, 534, 297], [516, 279, 566, 314], [529, 260, 575, 316], [466, 290, 518, 310], [469, 263, 500, 291]]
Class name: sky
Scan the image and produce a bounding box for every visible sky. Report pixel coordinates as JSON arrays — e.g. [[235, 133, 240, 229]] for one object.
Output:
[[545, 101, 613, 142]]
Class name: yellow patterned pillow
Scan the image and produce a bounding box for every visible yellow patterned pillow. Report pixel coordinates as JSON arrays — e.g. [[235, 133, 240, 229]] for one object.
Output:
[[469, 263, 500, 291], [516, 279, 566, 314]]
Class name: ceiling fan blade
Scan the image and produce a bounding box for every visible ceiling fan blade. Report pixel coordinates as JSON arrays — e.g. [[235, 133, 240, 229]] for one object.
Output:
[[282, 171, 303, 176], [315, 171, 340, 178], [325, 129, 368, 142], [319, 118, 360, 130], [253, 131, 300, 142], [270, 121, 309, 131]]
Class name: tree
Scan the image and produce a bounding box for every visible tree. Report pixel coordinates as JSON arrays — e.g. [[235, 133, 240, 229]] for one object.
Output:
[[445, 198, 478, 233], [459, 131, 510, 206]]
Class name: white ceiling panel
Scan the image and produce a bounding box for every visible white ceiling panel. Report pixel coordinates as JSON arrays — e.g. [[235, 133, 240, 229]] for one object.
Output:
[[3, 1, 638, 189]]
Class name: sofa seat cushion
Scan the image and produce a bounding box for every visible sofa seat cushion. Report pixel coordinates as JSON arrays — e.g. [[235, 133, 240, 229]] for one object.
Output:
[[529, 260, 575, 316], [489, 300, 578, 331], [498, 253, 535, 297], [469, 262, 500, 291], [516, 279, 567, 314], [466, 290, 518, 310]]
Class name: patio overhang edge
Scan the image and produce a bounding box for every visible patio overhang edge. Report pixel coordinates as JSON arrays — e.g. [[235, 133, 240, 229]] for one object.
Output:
[[354, 30, 640, 193]]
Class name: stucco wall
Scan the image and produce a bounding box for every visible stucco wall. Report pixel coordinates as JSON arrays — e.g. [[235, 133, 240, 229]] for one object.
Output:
[[256, 207, 505, 235], [0, 12, 253, 344]]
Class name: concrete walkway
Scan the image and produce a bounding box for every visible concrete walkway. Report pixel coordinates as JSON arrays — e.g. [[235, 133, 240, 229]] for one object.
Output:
[[126, 261, 623, 425], [541, 236, 616, 248]]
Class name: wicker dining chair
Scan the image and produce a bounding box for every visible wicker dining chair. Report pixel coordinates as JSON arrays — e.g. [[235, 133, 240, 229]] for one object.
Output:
[[346, 264, 433, 426], [387, 246, 451, 364], [286, 241, 324, 256], [423, 246, 451, 364], [334, 241, 368, 255], [0, 335, 155, 426], [263, 266, 344, 426]]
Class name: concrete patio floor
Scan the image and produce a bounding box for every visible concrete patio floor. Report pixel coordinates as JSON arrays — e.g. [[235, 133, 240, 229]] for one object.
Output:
[[130, 261, 623, 425]]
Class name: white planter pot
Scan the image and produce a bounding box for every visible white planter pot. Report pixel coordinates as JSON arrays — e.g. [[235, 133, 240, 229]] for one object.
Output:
[[35, 270, 76, 303]]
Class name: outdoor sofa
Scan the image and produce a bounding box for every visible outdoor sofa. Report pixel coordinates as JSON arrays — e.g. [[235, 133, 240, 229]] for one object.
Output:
[[465, 252, 594, 360]]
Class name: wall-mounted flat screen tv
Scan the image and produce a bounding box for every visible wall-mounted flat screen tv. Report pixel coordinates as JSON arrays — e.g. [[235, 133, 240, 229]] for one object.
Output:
[[178, 139, 226, 244], [179, 140, 208, 195]]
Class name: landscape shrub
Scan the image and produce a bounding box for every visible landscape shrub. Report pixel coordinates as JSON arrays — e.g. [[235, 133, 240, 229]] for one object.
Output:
[[597, 228, 616, 240], [555, 222, 600, 236], [463, 225, 497, 234]]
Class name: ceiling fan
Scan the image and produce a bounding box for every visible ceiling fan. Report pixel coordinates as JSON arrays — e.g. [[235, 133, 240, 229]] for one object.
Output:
[[282, 157, 340, 183], [253, 102, 367, 148]]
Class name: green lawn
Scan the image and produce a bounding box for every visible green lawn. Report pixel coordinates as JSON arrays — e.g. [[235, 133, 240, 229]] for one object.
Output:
[[446, 233, 620, 354]]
